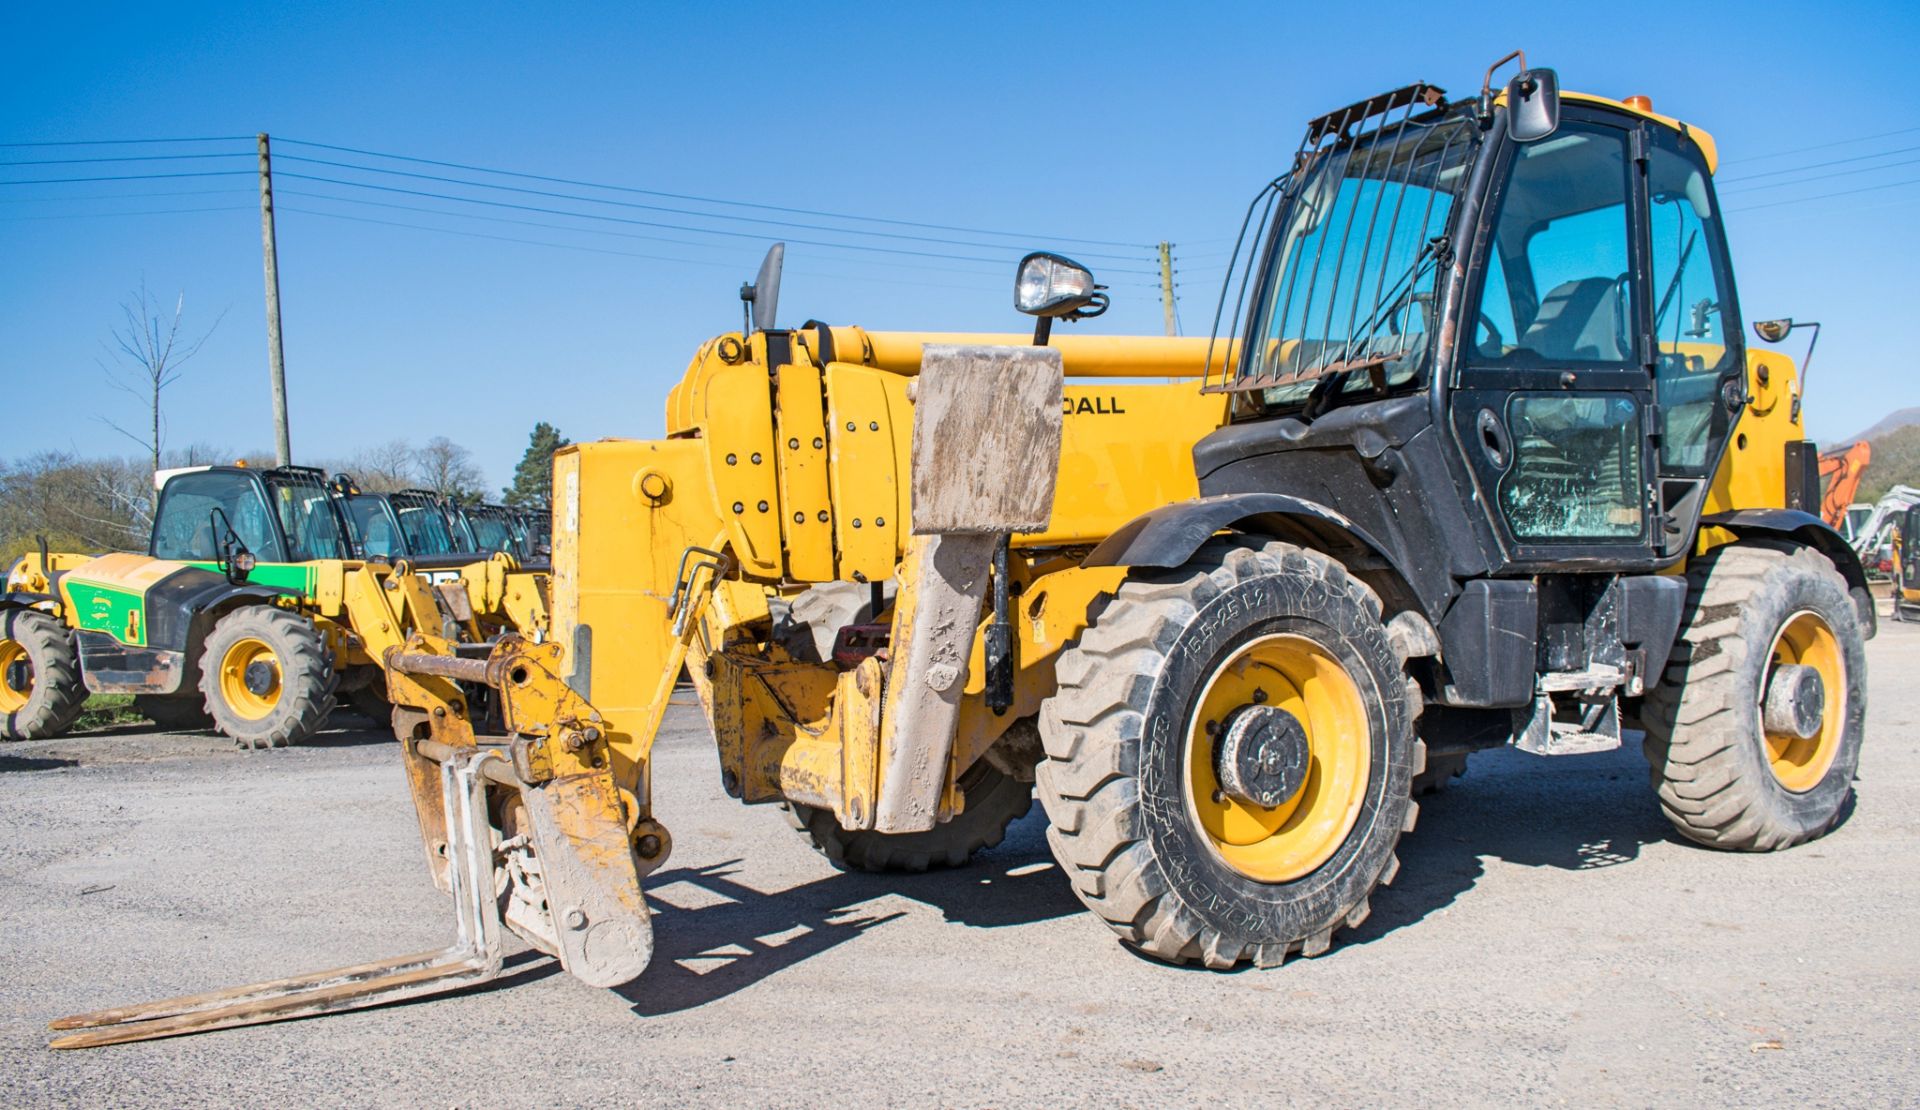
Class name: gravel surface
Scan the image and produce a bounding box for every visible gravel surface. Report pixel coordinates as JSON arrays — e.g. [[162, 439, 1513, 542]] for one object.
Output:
[[3, 623, 1917, 1107]]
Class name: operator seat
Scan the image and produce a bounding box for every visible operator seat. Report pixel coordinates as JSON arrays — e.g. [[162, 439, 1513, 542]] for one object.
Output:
[[1520, 277, 1630, 362]]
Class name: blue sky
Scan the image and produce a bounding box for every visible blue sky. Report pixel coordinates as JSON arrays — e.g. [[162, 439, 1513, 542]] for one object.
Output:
[[4, 1, 1916, 491]]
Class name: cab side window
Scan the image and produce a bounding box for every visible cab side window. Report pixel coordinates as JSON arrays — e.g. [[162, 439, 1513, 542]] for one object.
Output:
[[1472, 127, 1636, 366], [1647, 136, 1738, 472]]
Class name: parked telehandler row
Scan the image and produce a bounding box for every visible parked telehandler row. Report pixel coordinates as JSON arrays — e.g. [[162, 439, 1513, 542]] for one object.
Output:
[[1, 463, 548, 748], [46, 58, 1871, 1048]]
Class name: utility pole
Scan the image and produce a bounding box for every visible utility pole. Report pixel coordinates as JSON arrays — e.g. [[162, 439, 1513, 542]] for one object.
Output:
[[257, 133, 291, 466], [1157, 242, 1178, 337]]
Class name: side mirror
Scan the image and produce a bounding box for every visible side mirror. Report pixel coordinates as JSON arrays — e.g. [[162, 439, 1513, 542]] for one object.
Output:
[[1015, 252, 1103, 318], [1507, 67, 1560, 142], [209, 508, 255, 585], [1753, 318, 1794, 343]]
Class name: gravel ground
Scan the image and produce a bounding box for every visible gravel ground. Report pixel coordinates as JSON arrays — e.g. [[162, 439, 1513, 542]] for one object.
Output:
[[3, 621, 1917, 1107]]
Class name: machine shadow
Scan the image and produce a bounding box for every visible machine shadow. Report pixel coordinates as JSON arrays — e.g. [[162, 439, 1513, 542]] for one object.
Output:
[[299, 718, 400, 748], [621, 809, 1079, 1016], [0, 754, 78, 773], [1342, 735, 1678, 949]]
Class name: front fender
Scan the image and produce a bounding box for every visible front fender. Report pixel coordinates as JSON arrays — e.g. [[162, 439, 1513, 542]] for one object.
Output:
[[1082, 492, 1427, 616], [1701, 509, 1876, 637]]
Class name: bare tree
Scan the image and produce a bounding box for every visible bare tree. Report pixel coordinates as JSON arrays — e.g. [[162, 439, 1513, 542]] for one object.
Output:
[[99, 281, 225, 493], [416, 436, 485, 503], [338, 440, 418, 492], [0, 452, 148, 558]]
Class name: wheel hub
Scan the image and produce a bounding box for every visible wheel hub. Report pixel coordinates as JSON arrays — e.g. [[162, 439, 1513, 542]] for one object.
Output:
[[243, 660, 279, 698], [1763, 662, 1824, 741], [1214, 705, 1311, 808], [3, 656, 30, 695]]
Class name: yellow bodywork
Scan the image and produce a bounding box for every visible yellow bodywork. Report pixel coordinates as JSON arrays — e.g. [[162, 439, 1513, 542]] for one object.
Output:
[[428, 326, 1233, 860], [460, 295, 1812, 869]]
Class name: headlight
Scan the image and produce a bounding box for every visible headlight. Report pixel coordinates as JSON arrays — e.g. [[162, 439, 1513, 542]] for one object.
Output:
[[1014, 252, 1099, 317]]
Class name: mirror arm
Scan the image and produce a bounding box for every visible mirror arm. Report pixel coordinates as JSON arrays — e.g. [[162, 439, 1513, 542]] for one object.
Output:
[[1797, 321, 1821, 403]]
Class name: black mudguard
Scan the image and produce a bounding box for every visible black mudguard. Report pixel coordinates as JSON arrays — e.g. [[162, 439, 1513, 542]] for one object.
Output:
[[1700, 509, 1876, 638], [1083, 492, 1428, 615]]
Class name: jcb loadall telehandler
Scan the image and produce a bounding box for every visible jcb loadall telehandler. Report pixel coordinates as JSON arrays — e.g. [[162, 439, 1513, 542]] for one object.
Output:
[[51, 56, 1870, 1047]]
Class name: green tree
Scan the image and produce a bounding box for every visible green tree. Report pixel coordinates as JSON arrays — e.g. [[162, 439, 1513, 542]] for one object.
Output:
[[503, 422, 568, 507]]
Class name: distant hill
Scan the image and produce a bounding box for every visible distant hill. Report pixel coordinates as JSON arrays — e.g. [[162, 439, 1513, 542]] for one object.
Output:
[[1846, 407, 1920, 444], [1856, 424, 1920, 504]]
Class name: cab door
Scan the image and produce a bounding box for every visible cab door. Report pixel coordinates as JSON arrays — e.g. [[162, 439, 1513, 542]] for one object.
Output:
[[1642, 125, 1746, 558], [1448, 111, 1658, 569]]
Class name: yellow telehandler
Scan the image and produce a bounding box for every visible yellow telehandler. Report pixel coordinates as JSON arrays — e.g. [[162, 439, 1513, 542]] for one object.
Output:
[[49, 56, 1870, 1047]]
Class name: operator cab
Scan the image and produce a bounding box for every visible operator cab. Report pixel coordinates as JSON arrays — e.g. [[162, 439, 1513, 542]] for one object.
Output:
[[1214, 64, 1744, 570], [453, 502, 536, 562], [331, 482, 470, 562], [150, 464, 350, 568]]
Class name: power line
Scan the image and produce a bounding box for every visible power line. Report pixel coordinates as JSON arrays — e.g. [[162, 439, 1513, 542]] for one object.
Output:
[[272, 170, 1160, 273], [273, 153, 1154, 263], [277, 206, 1040, 296], [1724, 124, 1920, 165], [0, 170, 255, 185], [1718, 144, 1920, 185], [1718, 155, 1920, 195], [276, 136, 1151, 249], [1727, 175, 1920, 214], [0, 204, 254, 222], [0, 133, 1164, 288], [0, 185, 255, 203], [279, 190, 1163, 293], [0, 152, 251, 167], [0, 135, 252, 148], [278, 188, 1020, 280]]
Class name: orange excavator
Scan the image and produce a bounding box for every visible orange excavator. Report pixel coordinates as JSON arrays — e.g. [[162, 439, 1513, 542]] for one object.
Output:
[[1820, 441, 1873, 533]]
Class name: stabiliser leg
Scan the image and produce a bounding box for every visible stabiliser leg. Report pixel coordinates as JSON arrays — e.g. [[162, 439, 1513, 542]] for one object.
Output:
[[49, 750, 508, 1049]]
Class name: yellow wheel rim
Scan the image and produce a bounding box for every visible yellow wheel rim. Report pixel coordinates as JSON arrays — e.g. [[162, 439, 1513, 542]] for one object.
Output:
[[1185, 633, 1371, 883], [1763, 610, 1845, 793], [218, 637, 283, 721], [0, 639, 31, 713]]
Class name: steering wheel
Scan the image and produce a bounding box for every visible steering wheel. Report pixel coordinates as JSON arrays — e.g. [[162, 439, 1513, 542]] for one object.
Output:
[[1476, 311, 1504, 353], [1389, 291, 1436, 339], [1388, 293, 1504, 354]]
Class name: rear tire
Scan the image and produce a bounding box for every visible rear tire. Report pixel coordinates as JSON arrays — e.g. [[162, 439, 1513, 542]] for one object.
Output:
[[198, 606, 337, 749], [784, 761, 1033, 872], [0, 609, 86, 741], [346, 680, 392, 725], [1037, 538, 1418, 968], [1642, 542, 1866, 850], [132, 694, 214, 732]]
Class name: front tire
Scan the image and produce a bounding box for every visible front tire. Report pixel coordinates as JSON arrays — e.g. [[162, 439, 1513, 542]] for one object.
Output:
[[1642, 542, 1867, 850], [1037, 538, 1417, 968], [0, 609, 87, 741], [198, 606, 337, 749]]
